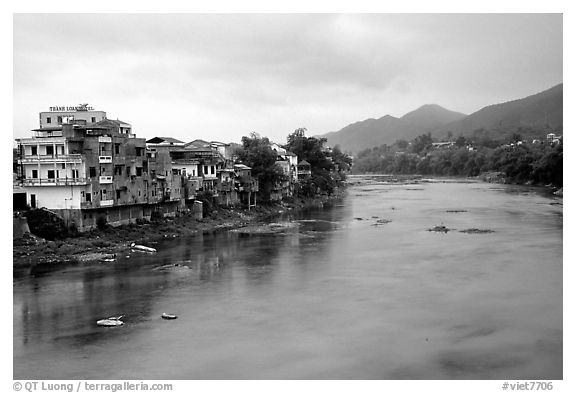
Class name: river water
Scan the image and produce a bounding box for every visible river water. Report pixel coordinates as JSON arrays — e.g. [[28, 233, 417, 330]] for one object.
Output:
[[13, 177, 563, 379]]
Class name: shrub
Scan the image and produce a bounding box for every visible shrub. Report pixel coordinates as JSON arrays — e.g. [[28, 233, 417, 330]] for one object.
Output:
[[24, 208, 68, 240], [96, 216, 108, 230]]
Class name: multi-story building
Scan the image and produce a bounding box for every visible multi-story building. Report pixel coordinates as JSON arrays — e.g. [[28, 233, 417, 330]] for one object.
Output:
[[16, 108, 152, 230]]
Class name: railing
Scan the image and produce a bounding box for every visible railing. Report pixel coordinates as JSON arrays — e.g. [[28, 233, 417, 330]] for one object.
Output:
[[21, 178, 88, 186], [33, 130, 64, 138], [237, 178, 259, 192], [99, 176, 113, 184], [19, 153, 83, 164], [99, 156, 113, 163], [98, 136, 112, 143], [100, 200, 114, 207], [217, 181, 234, 192]]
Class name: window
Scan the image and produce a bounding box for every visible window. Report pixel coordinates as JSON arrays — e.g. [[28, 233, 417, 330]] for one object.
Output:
[[72, 170, 79, 179], [57, 116, 63, 124], [136, 167, 143, 176], [46, 117, 52, 124], [89, 167, 97, 178], [114, 144, 120, 154], [211, 166, 215, 175], [91, 117, 96, 123], [85, 192, 92, 202], [31, 146, 37, 156], [114, 166, 123, 176], [136, 147, 144, 157], [61, 164, 66, 169], [47, 170, 55, 179], [32, 170, 38, 179], [46, 146, 54, 156], [116, 190, 121, 199], [204, 165, 208, 175]]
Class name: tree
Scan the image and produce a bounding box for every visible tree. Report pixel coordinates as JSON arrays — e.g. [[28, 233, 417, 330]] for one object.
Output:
[[285, 128, 344, 195], [236, 133, 286, 201], [411, 133, 433, 155], [331, 145, 353, 172]]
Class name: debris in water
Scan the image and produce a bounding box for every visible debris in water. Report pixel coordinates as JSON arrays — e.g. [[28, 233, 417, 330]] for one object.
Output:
[[459, 228, 495, 234], [446, 210, 468, 213], [428, 225, 450, 233], [130, 243, 157, 253], [162, 313, 178, 320], [96, 315, 124, 327], [372, 219, 392, 226]]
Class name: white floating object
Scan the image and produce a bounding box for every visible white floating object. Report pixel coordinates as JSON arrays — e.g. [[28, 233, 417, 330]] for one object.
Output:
[[130, 243, 157, 253], [96, 315, 124, 327]]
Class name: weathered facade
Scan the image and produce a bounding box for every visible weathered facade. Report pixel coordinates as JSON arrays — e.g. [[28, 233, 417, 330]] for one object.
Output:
[[16, 109, 168, 230]]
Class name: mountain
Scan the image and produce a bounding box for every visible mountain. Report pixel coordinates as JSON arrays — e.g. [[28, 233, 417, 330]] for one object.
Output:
[[431, 84, 563, 141], [322, 84, 562, 154], [322, 105, 466, 154]]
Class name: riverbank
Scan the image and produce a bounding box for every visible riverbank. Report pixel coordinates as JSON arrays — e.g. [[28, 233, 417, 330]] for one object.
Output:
[[13, 192, 343, 268]]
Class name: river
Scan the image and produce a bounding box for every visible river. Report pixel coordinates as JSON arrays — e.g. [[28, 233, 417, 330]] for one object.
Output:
[[13, 177, 563, 379]]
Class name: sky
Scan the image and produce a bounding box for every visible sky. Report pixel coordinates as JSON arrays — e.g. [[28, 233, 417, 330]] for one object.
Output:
[[13, 13, 562, 145]]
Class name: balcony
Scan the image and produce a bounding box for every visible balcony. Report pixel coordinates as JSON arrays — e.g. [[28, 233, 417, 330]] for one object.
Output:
[[99, 176, 113, 184], [237, 178, 259, 192], [217, 181, 234, 192], [20, 153, 83, 164], [99, 156, 113, 164], [100, 200, 114, 207], [98, 136, 112, 143], [21, 177, 88, 186]]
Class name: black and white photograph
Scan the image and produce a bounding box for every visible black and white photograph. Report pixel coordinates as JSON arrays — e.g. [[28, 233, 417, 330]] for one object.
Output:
[[7, 4, 570, 390]]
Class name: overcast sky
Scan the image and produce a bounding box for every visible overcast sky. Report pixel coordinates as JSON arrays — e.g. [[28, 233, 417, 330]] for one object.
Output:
[[13, 13, 562, 145]]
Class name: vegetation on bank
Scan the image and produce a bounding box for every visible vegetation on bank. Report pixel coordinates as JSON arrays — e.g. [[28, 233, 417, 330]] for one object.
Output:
[[351, 132, 563, 187], [235, 128, 352, 200]]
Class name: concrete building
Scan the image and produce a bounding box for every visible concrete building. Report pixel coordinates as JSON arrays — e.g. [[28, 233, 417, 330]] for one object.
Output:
[[16, 109, 154, 230], [39, 104, 106, 129]]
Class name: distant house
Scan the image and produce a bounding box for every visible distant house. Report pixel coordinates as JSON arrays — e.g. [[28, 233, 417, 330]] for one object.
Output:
[[431, 141, 455, 149], [546, 133, 562, 144], [297, 160, 312, 179]]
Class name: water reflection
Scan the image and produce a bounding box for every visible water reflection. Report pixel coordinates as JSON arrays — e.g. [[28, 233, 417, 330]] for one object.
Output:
[[14, 179, 561, 379]]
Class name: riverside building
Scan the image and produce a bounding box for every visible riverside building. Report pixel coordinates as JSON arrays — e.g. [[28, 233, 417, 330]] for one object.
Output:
[[16, 106, 153, 231], [15, 106, 265, 231]]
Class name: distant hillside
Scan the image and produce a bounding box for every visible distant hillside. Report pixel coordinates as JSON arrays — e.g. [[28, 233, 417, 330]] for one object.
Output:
[[322, 105, 466, 154], [432, 84, 563, 141], [321, 84, 562, 154]]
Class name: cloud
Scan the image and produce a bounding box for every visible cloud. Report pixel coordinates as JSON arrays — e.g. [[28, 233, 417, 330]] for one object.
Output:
[[13, 14, 562, 143]]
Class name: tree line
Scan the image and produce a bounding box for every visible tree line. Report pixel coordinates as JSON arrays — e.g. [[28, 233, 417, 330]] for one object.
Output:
[[236, 128, 353, 201], [351, 133, 563, 187]]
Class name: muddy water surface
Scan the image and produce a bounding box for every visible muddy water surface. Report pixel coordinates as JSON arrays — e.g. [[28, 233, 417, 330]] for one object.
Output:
[[13, 177, 563, 379]]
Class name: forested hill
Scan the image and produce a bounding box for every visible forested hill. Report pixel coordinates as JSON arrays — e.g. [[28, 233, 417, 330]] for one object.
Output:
[[322, 105, 466, 154], [320, 84, 562, 154], [432, 84, 563, 142]]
